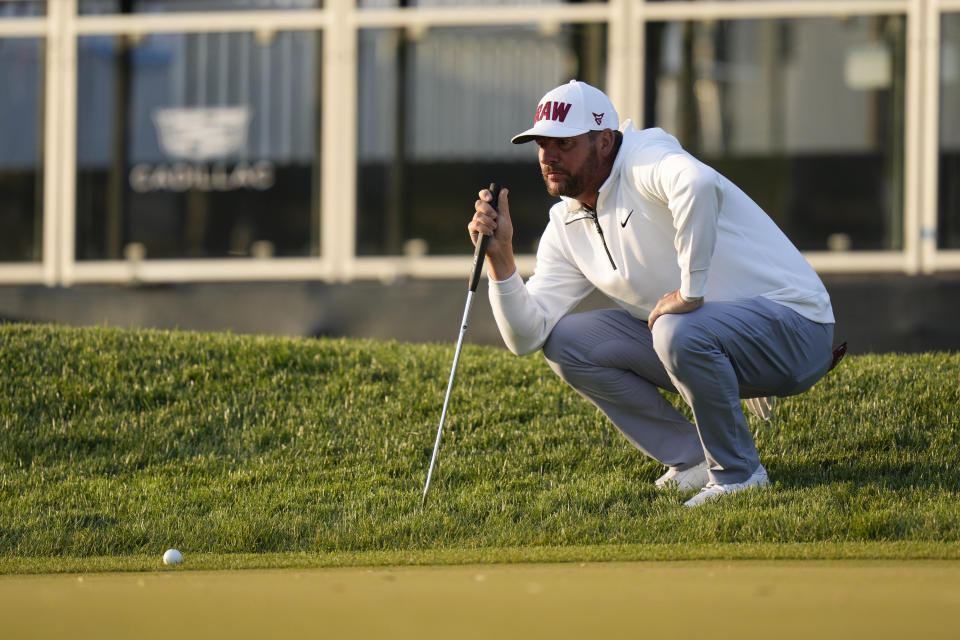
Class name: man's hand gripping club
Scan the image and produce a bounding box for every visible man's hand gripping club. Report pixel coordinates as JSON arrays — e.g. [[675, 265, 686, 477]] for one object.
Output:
[[470, 187, 516, 282]]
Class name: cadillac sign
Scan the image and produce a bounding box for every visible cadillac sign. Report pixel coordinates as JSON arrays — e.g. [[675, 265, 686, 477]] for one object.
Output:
[[130, 106, 275, 193]]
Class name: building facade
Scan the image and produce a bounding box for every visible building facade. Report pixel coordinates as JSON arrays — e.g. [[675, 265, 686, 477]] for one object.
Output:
[[1, 0, 958, 288]]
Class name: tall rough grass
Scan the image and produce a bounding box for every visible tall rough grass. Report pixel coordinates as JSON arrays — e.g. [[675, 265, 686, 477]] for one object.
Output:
[[1, 323, 958, 562]]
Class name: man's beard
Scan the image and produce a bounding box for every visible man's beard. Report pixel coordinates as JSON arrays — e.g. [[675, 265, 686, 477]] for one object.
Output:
[[541, 143, 600, 198]]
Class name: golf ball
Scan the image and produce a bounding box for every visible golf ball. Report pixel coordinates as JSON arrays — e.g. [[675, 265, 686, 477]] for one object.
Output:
[[163, 548, 183, 565]]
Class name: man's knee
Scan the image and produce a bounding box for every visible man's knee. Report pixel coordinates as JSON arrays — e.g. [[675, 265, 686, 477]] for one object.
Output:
[[651, 313, 712, 371]]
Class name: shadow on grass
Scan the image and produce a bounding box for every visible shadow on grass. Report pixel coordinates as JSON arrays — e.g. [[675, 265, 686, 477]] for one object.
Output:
[[769, 459, 960, 492]]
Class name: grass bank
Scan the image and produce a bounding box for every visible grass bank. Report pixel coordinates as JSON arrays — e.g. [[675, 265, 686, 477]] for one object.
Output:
[[1, 323, 958, 573]]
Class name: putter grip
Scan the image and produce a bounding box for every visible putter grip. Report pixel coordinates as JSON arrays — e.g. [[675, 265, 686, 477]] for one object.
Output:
[[468, 182, 501, 292]]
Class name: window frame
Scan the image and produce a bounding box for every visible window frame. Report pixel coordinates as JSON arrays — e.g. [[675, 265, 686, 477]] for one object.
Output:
[[0, 0, 954, 285]]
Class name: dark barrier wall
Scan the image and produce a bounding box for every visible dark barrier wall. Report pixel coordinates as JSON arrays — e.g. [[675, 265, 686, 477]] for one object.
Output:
[[1, 273, 958, 354]]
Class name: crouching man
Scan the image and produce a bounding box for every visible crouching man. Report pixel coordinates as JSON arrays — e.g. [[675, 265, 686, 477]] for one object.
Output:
[[470, 80, 836, 506]]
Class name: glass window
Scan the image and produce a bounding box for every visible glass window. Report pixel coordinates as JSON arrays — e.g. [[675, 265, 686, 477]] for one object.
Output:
[[939, 13, 960, 249], [357, 23, 608, 256], [75, 30, 322, 260], [358, 0, 602, 7], [79, 0, 320, 14], [645, 17, 906, 252], [0, 2, 45, 17], [0, 36, 44, 262]]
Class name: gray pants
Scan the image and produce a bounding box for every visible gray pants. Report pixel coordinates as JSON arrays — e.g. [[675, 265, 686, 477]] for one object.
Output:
[[542, 297, 834, 485]]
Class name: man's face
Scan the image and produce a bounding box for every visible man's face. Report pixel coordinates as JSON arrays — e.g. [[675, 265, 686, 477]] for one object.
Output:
[[536, 133, 602, 200]]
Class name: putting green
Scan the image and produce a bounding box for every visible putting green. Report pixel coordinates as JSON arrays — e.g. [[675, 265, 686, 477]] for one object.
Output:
[[4, 561, 958, 639]]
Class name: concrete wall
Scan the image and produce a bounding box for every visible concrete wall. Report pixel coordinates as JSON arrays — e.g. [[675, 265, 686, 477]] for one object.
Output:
[[1, 273, 958, 354]]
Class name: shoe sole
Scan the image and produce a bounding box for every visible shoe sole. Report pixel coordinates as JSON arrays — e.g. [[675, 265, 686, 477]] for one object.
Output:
[[683, 474, 769, 507]]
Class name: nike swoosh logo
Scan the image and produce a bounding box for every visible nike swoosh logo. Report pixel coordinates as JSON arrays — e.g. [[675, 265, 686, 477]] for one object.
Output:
[[620, 210, 634, 228]]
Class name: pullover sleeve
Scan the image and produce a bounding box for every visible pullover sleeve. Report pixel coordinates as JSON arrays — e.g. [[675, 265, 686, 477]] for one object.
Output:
[[634, 151, 723, 299], [488, 222, 594, 356]]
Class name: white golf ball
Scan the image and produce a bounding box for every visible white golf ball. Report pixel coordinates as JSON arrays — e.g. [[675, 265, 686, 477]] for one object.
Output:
[[162, 548, 183, 565]]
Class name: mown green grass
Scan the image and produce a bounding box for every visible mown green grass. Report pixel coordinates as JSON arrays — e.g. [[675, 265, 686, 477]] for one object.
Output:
[[0, 322, 958, 573]]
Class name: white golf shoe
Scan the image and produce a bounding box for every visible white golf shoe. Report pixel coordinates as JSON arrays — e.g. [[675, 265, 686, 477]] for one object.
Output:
[[683, 465, 770, 507], [655, 460, 710, 491]]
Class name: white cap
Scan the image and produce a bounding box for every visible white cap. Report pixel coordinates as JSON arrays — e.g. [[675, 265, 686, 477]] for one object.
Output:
[[511, 80, 618, 144]]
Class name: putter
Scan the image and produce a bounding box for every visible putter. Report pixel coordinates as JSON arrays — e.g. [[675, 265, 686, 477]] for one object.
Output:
[[421, 183, 502, 506]]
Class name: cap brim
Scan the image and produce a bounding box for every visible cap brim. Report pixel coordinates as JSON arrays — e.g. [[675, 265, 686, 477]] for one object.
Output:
[[510, 123, 591, 145]]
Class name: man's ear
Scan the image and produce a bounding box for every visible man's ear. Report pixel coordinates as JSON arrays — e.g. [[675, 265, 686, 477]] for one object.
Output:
[[599, 129, 617, 157]]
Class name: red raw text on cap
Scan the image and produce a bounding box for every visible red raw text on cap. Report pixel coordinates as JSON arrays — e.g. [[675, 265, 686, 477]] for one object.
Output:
[[536, 101, 572, 124]]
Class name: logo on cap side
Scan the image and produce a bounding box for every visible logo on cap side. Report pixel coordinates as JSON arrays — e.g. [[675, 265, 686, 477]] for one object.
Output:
[[592, 112, 604, 125], [536, 101, 573, 124]]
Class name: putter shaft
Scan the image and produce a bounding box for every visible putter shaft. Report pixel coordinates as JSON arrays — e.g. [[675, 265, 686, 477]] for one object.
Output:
[[421, 183, 500, 507], [421, 292, 475, 505]]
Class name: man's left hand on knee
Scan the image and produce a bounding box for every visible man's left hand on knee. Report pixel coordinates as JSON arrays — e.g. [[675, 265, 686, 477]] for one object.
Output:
[[648, 290, 704, 330]]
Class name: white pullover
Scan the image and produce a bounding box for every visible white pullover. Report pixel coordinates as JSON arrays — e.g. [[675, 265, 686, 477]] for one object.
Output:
[[489, 122, 835, 356]]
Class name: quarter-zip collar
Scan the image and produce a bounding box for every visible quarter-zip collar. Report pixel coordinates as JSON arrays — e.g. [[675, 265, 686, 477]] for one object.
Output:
[[563, 202, 618, 270]]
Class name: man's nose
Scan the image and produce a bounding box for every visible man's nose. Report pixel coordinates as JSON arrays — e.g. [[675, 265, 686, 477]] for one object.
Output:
[[539, 145, 557, 165]]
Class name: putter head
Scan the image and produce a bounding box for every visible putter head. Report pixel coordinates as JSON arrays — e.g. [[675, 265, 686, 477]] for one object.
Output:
[[421, 473, 432, 506]]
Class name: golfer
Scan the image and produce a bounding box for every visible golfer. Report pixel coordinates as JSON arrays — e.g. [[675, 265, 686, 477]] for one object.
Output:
[[470, 80, 837, 507]]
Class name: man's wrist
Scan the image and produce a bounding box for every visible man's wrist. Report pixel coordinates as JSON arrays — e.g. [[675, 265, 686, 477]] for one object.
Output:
[[680, 293, 704, 303], [487, 257, 517, 282]]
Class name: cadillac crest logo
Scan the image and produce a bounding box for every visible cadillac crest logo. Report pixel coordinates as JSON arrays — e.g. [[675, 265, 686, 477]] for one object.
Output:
[[129, 106, 275, 193]]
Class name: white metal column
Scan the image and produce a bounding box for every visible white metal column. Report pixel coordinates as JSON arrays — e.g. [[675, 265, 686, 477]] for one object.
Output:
[[322, 0, 357, 281], [56, 0, 78, 286], [42, 0, 62, 286], [607, 0, 642, 124], [902, 0, 926, 274]]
